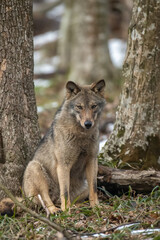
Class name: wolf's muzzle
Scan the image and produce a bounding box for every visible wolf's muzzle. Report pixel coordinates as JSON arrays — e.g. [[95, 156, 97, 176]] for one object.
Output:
[[84, 120, 92, 129]]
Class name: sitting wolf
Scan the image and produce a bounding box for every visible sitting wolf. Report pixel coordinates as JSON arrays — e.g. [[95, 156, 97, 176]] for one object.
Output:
[[1, 80, 106, 216]]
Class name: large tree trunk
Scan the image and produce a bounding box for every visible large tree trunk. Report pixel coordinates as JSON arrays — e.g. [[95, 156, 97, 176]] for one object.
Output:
[[100, 1, 160, 170], [58, 0, 117, 88], [0, 0, 40, 199]]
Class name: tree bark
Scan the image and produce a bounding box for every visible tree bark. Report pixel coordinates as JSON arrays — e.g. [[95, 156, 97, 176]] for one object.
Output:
[[100, 0, 160, 170], [58, 0, 117, 88], [108, 0, 133, 40], [98, 165, 160, 194], [0, 0, 40, 199]]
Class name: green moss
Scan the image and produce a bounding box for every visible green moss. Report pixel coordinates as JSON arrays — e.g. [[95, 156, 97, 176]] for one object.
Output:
[[117, 126, 125, 138], [99, 134, 160, 170], [118, 135, 160, 170]]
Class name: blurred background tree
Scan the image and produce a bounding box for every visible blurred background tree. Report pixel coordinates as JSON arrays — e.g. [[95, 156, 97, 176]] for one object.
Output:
[[58, 0, 116, 88]]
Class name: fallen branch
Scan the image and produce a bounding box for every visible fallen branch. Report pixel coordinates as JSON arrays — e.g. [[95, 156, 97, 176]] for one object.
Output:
[[0, 181, 76, 240], [98, 165, 160, 194]]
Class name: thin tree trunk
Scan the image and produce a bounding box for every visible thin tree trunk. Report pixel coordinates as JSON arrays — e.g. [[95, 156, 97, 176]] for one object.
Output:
[[59, 0, 117, 88], [108, 0, 133, 40], [100, 1, 160, 170], [0, 0, 40, 199]]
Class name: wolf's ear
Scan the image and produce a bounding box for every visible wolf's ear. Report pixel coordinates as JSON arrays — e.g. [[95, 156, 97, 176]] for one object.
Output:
[[91, 79, 105, 96], [66, 81, 81, 99]]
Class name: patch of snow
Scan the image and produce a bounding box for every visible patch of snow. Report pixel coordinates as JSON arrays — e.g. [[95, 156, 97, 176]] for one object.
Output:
[[51, 56, 60, 66], [107, 123, 114, 132], [45, 0, 59, 3], [99, 137, 107, 152], [116, 222, 140, 231], [34, 51, 42, 63], [37, 106, 44, 113], [36, 226, 45, 232], [34, 63, 56, 75], [82, 226, 160, 239], [34, 79, 51, 88], [50, 102, 59, 108], [131, 228, 160, 236], [37, 101, 59, 113], [34, 55, 60, 75], [108, 38, 127, 68], [47, 4, 64, 19], [34, 31, 59, 48]]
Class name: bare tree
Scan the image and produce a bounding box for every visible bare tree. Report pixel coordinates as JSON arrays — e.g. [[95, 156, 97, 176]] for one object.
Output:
[[0, 0, 40, 199], [58, 0, 117, 89], [101, 0, 160, 170]]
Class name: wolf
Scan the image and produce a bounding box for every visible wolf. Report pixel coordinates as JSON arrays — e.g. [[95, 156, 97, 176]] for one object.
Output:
[[0, 80, 106, 216]]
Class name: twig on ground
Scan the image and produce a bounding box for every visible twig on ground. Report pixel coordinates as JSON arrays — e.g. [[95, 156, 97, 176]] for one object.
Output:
[[0, 181, 77, 240]]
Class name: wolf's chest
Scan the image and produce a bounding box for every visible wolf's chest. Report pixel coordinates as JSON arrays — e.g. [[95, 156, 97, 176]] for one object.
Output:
[[66, 131, 99, 158], [65, 131, 97, 143]]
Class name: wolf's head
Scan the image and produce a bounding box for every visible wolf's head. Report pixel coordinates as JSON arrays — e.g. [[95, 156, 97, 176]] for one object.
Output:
[[65, 80, 106, 130]]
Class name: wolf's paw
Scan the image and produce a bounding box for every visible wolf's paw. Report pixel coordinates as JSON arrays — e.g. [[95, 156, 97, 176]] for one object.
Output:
[[48, 206, 61, 215], [0, 198, 15, 217]]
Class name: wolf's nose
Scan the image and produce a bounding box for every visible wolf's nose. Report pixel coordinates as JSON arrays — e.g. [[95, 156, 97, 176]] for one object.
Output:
[[84, 121, 92, 129]]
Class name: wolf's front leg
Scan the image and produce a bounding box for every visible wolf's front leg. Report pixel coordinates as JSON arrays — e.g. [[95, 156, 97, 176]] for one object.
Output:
[[86, 159, 99, 207], [57, 165, 71, 211]]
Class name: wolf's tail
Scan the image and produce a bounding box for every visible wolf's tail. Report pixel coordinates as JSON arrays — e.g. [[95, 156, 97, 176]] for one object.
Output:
[[0, 197, 23, 216]]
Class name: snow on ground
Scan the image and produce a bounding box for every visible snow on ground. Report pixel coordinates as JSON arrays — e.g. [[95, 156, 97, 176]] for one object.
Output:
[[34, 34, 127, 75], [34, 31, 59, 49], [108, 38, 127, 68], [34, 54, 60, 75], [34, 79, 51, 88], [99, 123, 114, 151], [82, 225, 160, 239], [47, 4, 64, 19], [34, 63, 56, 75], [44, 0, 60, 4], [37, 101, 59, 113], [99, 137, 107, 152], [107, 123, 114, 132]]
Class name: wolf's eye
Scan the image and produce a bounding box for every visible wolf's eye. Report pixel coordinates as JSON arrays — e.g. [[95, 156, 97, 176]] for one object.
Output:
[[76, 105, 83, 110], [91, 104, 97, 109]]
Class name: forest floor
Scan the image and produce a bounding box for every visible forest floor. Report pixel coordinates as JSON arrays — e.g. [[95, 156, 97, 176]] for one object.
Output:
[[0, 187, 160, 239]]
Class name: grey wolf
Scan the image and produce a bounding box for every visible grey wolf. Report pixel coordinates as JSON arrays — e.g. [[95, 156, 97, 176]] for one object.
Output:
[[1, 80, 106, 216]]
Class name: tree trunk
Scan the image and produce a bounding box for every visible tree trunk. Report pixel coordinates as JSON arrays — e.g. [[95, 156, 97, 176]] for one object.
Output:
[[108, 0, 133, 40], [0, 0, 40, 199], [58, 0, 117, 88], [58, 0, 73, 72], [100, 1, 160, 170]]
